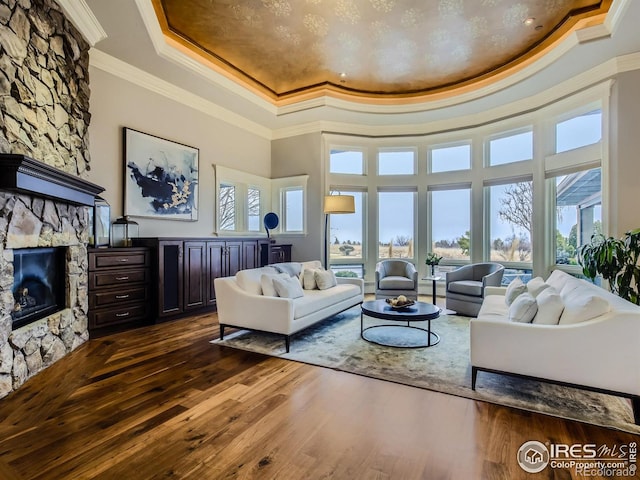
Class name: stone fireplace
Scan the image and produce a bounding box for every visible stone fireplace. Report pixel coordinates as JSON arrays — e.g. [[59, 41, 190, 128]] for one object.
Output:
[[0, 0, 95, 398]]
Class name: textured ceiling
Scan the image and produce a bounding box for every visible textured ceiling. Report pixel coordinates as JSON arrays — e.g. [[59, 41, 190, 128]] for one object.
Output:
[[152, 0, 610, 104]]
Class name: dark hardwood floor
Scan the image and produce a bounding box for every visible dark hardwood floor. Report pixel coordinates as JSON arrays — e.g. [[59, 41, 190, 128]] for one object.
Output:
[[0, 309, 637, 479]]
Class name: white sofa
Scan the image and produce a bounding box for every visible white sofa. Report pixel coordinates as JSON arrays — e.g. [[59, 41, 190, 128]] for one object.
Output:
[[214, 261, 364, 352], [471, 270, 640, 424]]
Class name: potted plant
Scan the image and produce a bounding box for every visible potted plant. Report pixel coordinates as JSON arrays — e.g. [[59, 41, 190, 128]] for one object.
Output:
[[577, 228, 640, 305], [425, 252, 443, 276]]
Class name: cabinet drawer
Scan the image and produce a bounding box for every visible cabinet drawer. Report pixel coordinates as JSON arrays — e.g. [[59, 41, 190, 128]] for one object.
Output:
[[89, 287, 148, 309], [89, 303, 147, 329], [90, 269, 149, 289], [90, 251, 148, 270]]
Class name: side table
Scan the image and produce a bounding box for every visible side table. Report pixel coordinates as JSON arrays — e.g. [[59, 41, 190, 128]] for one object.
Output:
[[422, 275, 442, 305]]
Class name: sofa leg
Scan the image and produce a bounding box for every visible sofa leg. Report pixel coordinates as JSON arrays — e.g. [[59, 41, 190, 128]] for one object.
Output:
[[471, 366, 478, 390], [285, 336, 290, 353], [219, 324, 225, 340], [632, 397, 640, 425]]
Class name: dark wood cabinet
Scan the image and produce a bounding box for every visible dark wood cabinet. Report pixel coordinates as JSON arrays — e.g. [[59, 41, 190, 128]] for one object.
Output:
[[135, 237, 270, 320], [88, 247, 151, 335], [270, 244, 292, 264]]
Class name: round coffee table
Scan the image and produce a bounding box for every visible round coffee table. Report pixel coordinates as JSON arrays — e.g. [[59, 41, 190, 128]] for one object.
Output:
[[361, 300, 441, 348]]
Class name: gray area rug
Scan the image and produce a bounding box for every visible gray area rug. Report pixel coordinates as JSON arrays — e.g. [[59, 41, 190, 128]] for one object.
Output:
[[212, 307, 639, 434]]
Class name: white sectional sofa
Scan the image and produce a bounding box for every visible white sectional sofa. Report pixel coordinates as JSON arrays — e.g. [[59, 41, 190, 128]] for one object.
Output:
[[470, 269, 640, 424], [214, 261, 364, 352]]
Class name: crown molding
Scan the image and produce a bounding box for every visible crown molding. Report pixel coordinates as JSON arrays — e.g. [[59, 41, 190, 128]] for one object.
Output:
[[55, 0, 107, 47], [89, 49, 273, 140]]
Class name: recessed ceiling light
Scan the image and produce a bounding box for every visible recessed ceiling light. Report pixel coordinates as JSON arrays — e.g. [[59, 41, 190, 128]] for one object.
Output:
[[524, 17, 535, 26]]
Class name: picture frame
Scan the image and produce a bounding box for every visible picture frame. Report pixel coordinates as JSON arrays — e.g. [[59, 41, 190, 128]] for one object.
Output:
[[123, 127, 199, 221]]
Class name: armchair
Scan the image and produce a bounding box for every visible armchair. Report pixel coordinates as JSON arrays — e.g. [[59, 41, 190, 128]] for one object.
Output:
[[445, 262, 504, 316], [375, 260, 418, 301]]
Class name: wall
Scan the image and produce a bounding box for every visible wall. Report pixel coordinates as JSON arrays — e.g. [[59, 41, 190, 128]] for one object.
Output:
[[0, 0, 91, 398], [87, 67, 272, 238], [271, 132, 322, 262], [610, 69, 640, 237]]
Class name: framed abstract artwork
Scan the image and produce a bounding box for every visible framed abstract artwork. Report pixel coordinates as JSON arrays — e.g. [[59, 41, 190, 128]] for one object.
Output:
[[123, 128, 199, 221]]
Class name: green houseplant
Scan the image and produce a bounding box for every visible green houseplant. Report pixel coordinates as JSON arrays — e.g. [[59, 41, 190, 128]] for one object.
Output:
[[425, 252, 443, 276], [577, 228, 640, 305]]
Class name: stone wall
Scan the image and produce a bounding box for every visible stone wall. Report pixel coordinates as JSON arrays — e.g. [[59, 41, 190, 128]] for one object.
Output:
[[0, 0, 92, 398]]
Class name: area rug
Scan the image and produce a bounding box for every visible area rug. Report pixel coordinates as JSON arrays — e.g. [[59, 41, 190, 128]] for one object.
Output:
[[211, 307, 639, 434]]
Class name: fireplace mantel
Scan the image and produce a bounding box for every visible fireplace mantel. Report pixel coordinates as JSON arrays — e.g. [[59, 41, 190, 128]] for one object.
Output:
[[0, 154, 104, 206]]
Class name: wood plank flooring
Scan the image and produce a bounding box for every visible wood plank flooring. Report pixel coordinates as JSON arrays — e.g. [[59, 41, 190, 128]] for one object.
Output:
[[0, 311, 637, 479]]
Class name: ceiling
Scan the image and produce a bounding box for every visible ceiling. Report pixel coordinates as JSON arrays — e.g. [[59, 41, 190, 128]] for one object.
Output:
[[151, 0, 610, 104]]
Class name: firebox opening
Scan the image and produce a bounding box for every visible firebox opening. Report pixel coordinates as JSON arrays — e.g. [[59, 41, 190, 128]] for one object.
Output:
[[12, 247, 66, 329]]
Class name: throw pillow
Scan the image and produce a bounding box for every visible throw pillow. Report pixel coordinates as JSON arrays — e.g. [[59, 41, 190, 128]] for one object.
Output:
[[504, 277, 526, 306], [314, 269, 337, 290], [303, 268, 320, 290], [272, 275, 305, 299], [272, 262, 302, 277], [508, 292, 538, 323], [532, 287, 564, 325], [558, 294, 610, 325], [260, 273, 290, 297], [527, 276, 550, 298]]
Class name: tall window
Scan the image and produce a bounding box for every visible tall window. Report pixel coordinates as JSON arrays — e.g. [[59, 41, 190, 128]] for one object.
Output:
[[430, 143, 471, 173], [430, 187, 471, 261], [329, 191, 364, 262], [556, 109, 602, 153], [218, 183, 235, 231], [330, 149, 364, 174], [554, 168, 602, 265], [378, 191, 415, 259], [283, 187, 303, 232], [378, 149, 415, 175], [247, 186, 260, 231], [487, 130, 533, 166], [488, 180, 533, 262]]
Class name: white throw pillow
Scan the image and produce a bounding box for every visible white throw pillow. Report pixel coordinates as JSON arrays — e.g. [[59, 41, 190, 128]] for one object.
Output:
[[532, 287, 564, 325], [302, 268, 320, 290], [558, 293, 610, 325], [508, 292, 538, 323], [527, 276, 550, 298], [260, 273, 290, 297], [505, 277, 527, 306], [314, 269, 337, 290], [272, 275, 305, 299]]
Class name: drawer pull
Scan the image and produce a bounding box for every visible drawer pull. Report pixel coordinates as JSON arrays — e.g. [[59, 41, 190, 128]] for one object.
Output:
[[115, 294, 130, 299], [115, 276, 129, 281], [115, 312, 130, 318], [118, 258, 129, 262]]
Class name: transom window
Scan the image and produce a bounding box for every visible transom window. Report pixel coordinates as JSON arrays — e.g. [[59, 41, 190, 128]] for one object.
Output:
[[378, 149, 415, 175], [330, 148, 364, 175], [556, 109, 602, 153], [487, 130, 533, 166], [430, 143, 471, 173]]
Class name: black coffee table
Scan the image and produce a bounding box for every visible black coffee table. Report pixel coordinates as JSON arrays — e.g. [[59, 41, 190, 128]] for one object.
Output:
[[361, 300, 440, 348]]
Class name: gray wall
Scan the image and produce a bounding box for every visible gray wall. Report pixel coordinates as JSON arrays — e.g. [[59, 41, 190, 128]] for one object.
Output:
[[271, 132, 323, 262]]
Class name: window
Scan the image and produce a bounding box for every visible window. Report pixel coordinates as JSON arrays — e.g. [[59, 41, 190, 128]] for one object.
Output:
[[330, 148, 364, 174], [218, 183, 235, 231], [556, 109, 602, 153], [554, 168, 602, 265], [283, 188, 303, 232], [430, 187, 470, 261], [329, 191, 364, 263], [487, 130, 533, 166], [488, 180, 533, 262], [378, 149, 415, 175], [247, 186, 260, 231], [378, 191, 415, 259], [430, 143, 471, 173]]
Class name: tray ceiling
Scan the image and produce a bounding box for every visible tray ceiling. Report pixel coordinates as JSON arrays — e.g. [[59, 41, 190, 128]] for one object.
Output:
[[152, 0, 610, 104]]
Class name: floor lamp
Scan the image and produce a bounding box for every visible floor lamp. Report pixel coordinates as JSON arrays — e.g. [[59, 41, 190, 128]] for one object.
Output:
[[323, 194, 355, 270]]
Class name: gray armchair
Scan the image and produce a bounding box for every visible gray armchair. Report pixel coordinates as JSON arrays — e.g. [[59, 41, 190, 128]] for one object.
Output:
[[375, 260, 418, 301], [445, 262, 504, 317]]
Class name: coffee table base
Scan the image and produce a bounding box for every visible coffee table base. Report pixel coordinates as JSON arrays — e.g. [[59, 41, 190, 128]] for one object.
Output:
[[361, 324, 440, 348]]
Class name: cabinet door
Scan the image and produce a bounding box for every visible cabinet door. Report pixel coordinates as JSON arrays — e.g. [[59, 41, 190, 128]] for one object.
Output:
[[226, 241, 243, 277], [242, 241, 259, 270], [159, 241, 183, 317], [184, 241, 206, 310], [206, 241, 225, 305]]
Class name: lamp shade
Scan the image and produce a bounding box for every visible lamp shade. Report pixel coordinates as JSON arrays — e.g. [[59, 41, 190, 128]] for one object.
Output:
[[324, 195, 355, 214]]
